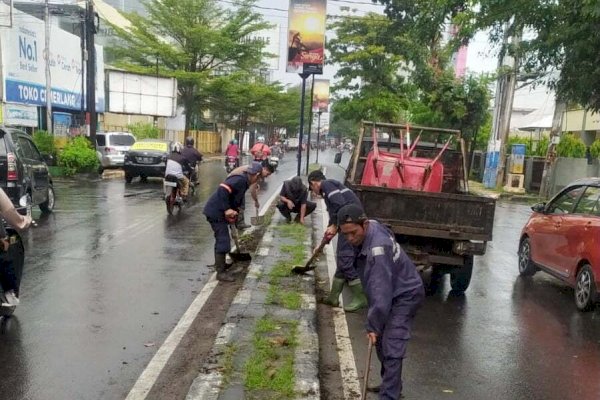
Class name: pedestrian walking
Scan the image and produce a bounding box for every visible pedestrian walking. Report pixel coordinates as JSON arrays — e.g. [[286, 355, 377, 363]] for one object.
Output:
[[277, 176, 316, 224], [203, 162, 263, 282], [337, 204, 425, 400], [307, 170, 367, 312]]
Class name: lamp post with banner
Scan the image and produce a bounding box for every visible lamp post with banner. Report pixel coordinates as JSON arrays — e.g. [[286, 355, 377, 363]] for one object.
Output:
[[286, 0, 327, 176]]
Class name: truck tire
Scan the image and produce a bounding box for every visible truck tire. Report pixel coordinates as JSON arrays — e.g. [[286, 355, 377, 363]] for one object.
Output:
[[425, 265, 445, 295], [450, 255, 473, 293]]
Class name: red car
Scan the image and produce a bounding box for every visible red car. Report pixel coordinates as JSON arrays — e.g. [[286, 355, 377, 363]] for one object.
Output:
[[519, 178, 600, 311]]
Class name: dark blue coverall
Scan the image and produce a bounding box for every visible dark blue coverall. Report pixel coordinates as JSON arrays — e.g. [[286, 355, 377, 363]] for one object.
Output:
[[320, 179, 363, 281], [355, 220, 425, 400], [203, 174, 250, 254]]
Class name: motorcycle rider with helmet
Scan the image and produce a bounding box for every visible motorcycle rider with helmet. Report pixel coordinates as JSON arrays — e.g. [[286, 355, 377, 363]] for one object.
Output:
[[181, 136, 203, 185], [164, 143, 192, 201], [250, 138, 271, 162], [225, 139, 241, 168]]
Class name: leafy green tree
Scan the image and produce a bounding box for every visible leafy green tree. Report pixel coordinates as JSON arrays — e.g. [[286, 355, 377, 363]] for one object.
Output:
[[109, 0, 270, 132]]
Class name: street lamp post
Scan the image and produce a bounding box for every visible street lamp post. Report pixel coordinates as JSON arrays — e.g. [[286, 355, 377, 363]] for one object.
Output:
[[316, 109, 323, 164], [297, 73, 309, 176]]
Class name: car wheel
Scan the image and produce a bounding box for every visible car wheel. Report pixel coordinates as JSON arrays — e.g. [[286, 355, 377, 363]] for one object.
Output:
[[98, 166, 104, 175], [450, 255, 474, 293], [125, 173, 133, 184], [140, 175, 148, 183], [575, 264, 597, 311], [518, 237, 537, 276], [39, 185, 55, 213]]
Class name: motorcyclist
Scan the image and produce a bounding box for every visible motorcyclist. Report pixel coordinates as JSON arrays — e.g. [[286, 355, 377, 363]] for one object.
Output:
[[225, 139, 240, 168], [164, 143, 191, 201], [0, 189, 32, 307], [181, 136, 203, 184], [250, 138, 271, 162]]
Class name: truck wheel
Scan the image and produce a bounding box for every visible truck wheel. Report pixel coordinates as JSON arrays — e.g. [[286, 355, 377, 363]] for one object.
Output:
[[125, 173, 133, 183], [518, 237, 537, 276], [425, 266, 444, 295], [450, 256, 473, 293]]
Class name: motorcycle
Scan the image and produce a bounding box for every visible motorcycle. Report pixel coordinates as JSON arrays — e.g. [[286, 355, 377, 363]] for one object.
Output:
[[225, 156, 238, 173], [0, 195, 32, 316], [164, 175, 185, 215], [267, 155, 279, 171]]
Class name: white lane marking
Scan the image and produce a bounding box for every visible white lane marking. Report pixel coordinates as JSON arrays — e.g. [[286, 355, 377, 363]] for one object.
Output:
[[321, 198, 362, 399], [125, 274, 220, 400]]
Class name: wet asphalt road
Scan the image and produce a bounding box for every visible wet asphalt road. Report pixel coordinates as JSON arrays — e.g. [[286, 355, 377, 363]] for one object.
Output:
[[3, 148, 600, 400], [0, 154, 299, 400]]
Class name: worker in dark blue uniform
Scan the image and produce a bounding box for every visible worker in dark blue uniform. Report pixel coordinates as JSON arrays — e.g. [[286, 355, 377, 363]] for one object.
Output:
[[337, 204, 424, 400], [203, 161, 262, 282], [307, 170, 367, 312]]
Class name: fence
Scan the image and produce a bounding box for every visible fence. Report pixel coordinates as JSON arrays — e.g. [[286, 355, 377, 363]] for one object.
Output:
[[102, 126, 222, 154]]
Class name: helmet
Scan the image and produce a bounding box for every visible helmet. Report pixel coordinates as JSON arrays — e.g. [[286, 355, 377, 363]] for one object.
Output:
[[185, 136, 194, 146], [233, 139, 238, 145], [172, 142, 182, 153]]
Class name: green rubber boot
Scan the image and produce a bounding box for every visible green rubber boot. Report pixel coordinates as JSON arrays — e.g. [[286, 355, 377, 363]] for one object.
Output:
[[344, 279, 368, 312], [324, 277, 345, 307]]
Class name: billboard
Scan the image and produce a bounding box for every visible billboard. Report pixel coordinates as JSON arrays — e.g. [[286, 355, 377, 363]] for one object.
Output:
[[0, 4, 105, 112], [312, 79, 329, 112], [1, 104, 38, 127], [286, 0, 326, 75], [107, 71, 177, 117]]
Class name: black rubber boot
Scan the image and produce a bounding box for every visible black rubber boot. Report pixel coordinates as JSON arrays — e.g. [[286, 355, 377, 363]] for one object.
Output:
[[215, 253, 235, 282]]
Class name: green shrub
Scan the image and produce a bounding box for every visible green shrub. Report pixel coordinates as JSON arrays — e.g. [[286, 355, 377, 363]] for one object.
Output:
[[556, 133, 587, 158], [127, 122, 159, 140], [58, 136, 98, 176], [590, 139, 600, 159], [533, 136, 550, 157], [32, 130, 57, 156]]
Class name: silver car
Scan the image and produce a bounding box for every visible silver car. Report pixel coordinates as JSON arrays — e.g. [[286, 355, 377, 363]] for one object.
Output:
[[96, 132, 136, 173]]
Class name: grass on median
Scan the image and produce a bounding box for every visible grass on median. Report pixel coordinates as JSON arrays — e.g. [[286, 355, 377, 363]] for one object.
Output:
[[220, 343, 237, 385], [244, 316, 298, 398]]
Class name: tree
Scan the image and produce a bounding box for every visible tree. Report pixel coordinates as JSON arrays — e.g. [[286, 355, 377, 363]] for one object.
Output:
[[108, 0, 270, 132], [327, 13, 413, 123]]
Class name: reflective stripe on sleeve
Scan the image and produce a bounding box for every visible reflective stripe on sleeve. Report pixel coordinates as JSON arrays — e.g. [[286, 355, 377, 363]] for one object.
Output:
[[220, 183, 233, 193], [372, 246, 385, 256]]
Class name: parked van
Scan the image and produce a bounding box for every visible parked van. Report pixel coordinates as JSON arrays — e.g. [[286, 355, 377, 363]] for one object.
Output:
[[96, 132, 136, 173]]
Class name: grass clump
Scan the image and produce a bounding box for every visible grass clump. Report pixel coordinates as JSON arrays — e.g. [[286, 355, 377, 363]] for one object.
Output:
[[220, 343, 237, 385], [275, 223, 307, 242], [245, 316, 298, 398]]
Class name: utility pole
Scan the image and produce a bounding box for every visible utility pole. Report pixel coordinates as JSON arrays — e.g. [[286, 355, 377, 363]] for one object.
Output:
[[44, 0, 52, 134], [80, 16, 86, 128], [297, 73, 309, 177], [483, 22, 521, 189], [539, 100, 566, 198], [305, 77, 315, 175], [85, 0, 97, 144], [316, 109, 322, 164]]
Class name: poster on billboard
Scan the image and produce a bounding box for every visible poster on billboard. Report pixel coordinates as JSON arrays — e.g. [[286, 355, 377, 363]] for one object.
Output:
[[245, 24, 281, 71], [286, 0, 326, 75], [2, 103, 38, 127], [0, 4, 105, 112], [312, 79, 329, 112]]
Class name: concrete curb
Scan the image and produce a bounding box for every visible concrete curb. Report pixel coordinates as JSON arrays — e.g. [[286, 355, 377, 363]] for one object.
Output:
[[186, 213, 320, 399]]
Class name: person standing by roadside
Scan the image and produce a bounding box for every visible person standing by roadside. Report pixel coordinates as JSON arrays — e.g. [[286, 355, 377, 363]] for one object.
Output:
[[277, 176, 316, 224], [307, 170, 368, 312], [337, 204, 424, 400], [203, 162, 262, 282]]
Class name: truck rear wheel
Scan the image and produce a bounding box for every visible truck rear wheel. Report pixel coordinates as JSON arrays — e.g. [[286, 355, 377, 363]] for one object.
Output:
[[450, 255, 473, 293], [424, 265, 445, 295]]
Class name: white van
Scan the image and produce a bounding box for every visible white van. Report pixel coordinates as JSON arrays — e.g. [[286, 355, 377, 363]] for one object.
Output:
[[96, 131, 136, 173]]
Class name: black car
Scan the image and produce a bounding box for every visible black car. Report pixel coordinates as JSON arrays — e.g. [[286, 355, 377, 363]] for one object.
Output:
[[0, 128, 55, 213], [123, 139, 173, 183]]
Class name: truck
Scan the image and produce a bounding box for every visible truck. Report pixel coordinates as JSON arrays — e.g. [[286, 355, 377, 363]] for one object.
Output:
[[287, 137, 299, 150], [337, 121, 496, 293]]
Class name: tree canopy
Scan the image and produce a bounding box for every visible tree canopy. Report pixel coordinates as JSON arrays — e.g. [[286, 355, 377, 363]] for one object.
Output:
[[108, 0, 270, 131]]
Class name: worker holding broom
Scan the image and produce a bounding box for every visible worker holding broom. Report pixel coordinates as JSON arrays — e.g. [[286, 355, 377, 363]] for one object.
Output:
[[336, 203, 424, 399], [307, 170, 368, 312]]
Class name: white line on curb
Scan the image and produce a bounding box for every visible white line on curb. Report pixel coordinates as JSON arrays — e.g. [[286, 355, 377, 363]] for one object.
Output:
[[320, 198, 362, 399], [125, 275, 219, 400]]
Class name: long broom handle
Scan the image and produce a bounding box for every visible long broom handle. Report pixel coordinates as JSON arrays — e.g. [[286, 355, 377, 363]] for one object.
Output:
[[362, 338, 374, 400]]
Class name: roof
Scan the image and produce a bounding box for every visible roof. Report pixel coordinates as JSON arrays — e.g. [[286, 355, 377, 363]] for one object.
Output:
[[517, 115, 553, 131]]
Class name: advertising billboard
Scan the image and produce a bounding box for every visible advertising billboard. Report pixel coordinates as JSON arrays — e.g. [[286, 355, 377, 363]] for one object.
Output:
[[286, 0, 326, 75], [245, 24, 281, 71], [312, 79, 329, 112], [107, 71, 177, 117], [0, 5, 105, 112]]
